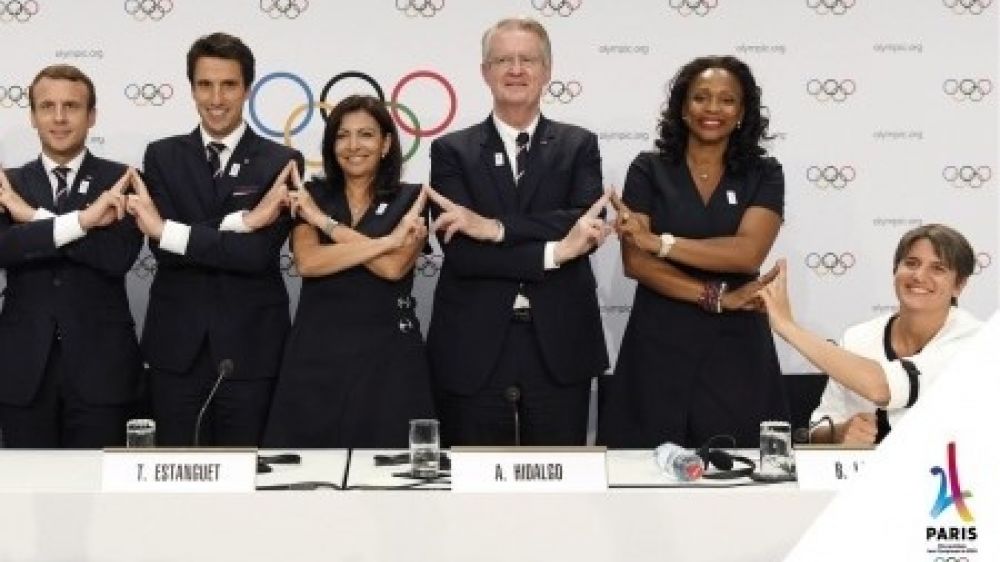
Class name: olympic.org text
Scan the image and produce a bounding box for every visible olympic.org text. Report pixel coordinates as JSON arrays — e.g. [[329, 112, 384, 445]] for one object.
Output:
[[597, 45, 649, 55], [88, 136, 105, 145], [735, 44, 786, 55], [599, 131, 650, 142], [873, 43, 923, 54], [55, 49, 104, 60], [872, 218, 922, 227], [871, 304, 900, 315], [872, 130, 923, 140]]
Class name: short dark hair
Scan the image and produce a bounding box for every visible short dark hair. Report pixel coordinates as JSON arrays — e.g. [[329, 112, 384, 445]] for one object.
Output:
[[186, 32, 255, 86], [655, 55, 771, 173], [893, 224, 975, 305], [29, 64, 96, 111], [320, 95, 403, 200]]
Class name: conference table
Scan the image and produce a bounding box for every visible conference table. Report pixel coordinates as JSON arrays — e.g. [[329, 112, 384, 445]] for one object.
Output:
[[0, 449, 833, 561]]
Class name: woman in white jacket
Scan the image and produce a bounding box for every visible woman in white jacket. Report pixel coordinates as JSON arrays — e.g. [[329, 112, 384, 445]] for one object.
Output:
[[759, 224, 982, 445]]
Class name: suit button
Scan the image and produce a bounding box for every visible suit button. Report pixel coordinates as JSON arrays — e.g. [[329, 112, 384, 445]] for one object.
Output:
[[52, 277, 62, 287], [398, 317, 414, 334], [397, 296, 415, 310]]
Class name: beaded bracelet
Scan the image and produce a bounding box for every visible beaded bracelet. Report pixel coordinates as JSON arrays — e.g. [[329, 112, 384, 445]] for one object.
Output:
[[698, 280, 728, 314]]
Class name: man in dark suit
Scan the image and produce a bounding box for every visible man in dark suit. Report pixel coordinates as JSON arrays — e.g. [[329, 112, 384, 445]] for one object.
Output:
[[125, 33, 302, 446], [426, 17, 610, 445], [0, 64, 142, 448]]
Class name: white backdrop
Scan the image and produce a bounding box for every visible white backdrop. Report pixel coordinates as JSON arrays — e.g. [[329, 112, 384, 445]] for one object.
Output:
[[0, 0, 995, 372]]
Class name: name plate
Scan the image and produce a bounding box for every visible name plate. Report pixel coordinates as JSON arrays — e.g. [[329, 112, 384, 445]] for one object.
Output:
[[101, 448, 257, 493], [451, 446, 607, 493], [794, 445, 875, 490]]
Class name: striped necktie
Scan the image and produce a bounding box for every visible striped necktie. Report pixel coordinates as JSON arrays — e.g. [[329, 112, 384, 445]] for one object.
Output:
[[206, 142, 226, 177], [515, 132, 529, 185], [53, 166, 71, 210]]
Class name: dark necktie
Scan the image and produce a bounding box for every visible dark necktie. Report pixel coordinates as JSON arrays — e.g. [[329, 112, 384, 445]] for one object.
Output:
[[53, 166, 70, 210], [515, 132, 529, 185], [206, 142, 226, 178]]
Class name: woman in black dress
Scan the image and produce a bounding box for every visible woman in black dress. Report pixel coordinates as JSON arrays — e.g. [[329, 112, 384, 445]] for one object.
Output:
[[599, 56, 789, 448], [264, 95, 433, 448]]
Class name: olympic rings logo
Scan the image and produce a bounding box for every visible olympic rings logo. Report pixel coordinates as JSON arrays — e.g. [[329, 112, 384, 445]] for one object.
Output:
[[942, 165, 991, 188], [806, 0, 856, 14], [0, 0, 38, 23], [544, 80, 582, 104], [279, 253, 300, 278], [415, 253, 442, 277], [129, 254, 158, 279], [124, 0, 173, 21], [260, 0, 309, 19], [248, 69, 457, 168], [805, 252, 856, 276], [0, 85, 29, 108], [124, 83, 174, 107], [943, 0, 991, 14], [395, 0, 444, 17], [532, 0, 581, 17], [943, 78, 992, 101], [806, 79, 856, 102], [974, 252, 991, 274], [806, 165, 856, 189], [668, 0, 719, 17]]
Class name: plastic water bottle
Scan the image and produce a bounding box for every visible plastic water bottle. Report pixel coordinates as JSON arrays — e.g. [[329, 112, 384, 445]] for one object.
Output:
[[654, 442, 704, 481]]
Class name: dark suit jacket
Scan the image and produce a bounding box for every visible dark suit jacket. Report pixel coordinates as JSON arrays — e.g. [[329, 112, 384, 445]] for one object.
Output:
[[140, 127, 303, 380], [0, 153, 142, 406], [427, 115, 609, 395]]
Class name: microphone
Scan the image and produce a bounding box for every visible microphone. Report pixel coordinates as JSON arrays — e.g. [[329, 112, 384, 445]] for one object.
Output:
[[504, 385, 521, 446], [193, 359, 233, 447], [794, 415, 834, 444]]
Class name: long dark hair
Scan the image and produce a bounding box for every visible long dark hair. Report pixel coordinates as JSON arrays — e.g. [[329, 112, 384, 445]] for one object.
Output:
[[320, 95, 403, 200], [655, 55, 771, 173]]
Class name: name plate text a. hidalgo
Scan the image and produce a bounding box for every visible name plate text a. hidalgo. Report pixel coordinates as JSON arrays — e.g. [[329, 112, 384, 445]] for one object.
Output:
[[451, 446, 607, 493], [101, 448, 257, 493]]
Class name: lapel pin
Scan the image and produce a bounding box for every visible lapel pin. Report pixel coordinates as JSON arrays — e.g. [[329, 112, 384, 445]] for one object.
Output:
[[376, 202, 388, 215], [726, 190, 737, 205], [494, 152, 504, 167], [229, 163, 241, 177], [78, 178, 91, 194]]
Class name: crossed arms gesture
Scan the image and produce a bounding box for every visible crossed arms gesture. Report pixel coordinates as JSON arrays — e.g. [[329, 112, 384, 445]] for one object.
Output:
[[424, 185, 611, 266], [287, 166, 429, 280]]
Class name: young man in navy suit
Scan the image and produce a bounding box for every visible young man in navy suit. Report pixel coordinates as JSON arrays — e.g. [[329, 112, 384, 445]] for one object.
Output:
[[0, 65, 142, 447], [426, 17, 611, 445], [126, 33, 303, 446]]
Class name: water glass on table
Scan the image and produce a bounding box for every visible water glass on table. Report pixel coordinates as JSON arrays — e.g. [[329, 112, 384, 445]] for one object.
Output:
[[409, 419, 440, 478], [126, 419, 156, 448]]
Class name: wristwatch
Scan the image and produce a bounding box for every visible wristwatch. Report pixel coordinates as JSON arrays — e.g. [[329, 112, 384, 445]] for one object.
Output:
[[322, 215, 339, 237], [657, 233, 676, 258]]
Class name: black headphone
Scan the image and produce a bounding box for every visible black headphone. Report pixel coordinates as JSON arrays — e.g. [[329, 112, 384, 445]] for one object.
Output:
[[696, 435, 756, 480]]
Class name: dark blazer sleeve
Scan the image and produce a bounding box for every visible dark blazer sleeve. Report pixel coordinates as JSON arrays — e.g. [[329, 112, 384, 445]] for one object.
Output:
[[60, 163, 143, 277], [0, 168, 60, 266], [498, 131, 603, 244], [143, 143, 304, 274], [429, 137, 547, 282]]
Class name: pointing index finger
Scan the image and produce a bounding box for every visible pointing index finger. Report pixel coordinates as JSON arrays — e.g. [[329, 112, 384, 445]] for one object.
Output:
[[583, 191, 609, 219], [424, 185, 456, 211]]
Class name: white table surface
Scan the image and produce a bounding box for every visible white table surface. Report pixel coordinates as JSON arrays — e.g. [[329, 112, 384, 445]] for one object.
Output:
[[0, 448, 831, 562]]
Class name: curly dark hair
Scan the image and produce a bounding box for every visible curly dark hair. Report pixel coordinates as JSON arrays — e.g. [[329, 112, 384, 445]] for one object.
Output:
[[655, 55, 771, 173], [320, 95, 403, 201]]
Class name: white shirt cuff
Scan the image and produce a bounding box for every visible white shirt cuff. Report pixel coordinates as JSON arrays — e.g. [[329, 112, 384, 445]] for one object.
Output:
[[544, 241, 559, 270], [32, 208, 56, 221], [882, 360, 914, 410], [159, 219, 191, 255], [220, 210, 251, 233], [53, 211, 86, 248]]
